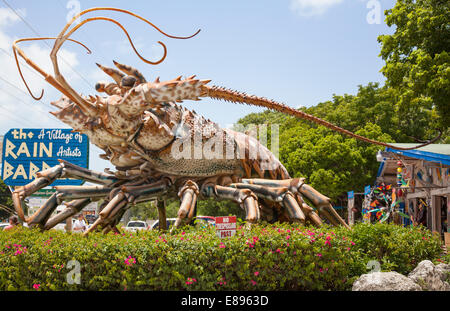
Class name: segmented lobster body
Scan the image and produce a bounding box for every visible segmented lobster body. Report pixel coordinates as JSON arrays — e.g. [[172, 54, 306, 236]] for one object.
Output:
[[51, 92, 288, 183]]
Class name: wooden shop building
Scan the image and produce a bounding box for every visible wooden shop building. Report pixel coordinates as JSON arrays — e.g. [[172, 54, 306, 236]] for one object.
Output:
[[376, 144, 450, 239]]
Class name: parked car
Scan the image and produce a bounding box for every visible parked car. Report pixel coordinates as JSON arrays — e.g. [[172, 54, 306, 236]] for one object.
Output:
[[124, 220, 148, 232], [150, 216, 215, 230], [150, 218, 177, 230], [194, 216, 215, 227], [53, 219, 76, 232]]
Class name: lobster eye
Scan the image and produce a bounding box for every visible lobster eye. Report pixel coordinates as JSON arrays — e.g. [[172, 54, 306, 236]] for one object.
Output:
[[121, 76, 137, 88]]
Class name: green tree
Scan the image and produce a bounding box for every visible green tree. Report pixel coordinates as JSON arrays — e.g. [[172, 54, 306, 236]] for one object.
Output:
[[197, 198, 245, 219], [378, 0, 450, 130], [0, 179, 14, 221]]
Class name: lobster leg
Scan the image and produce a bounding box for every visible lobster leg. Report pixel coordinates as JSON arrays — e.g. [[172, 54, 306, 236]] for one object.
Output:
[[26, 185, 113, 228], [229, 183, 306, 224], [299, 184, 350, 229], [241, 178, 349, 228], [202, 184, 260, 224], [84, 179, 171, 235], [43, 198, 91, 230], [13, 161, 117, 223], [173, 180, 199, 230]]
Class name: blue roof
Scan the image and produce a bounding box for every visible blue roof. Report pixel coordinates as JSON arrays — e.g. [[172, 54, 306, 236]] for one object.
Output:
[[377, 144, 450, 178], [384, 146, 450, 166]]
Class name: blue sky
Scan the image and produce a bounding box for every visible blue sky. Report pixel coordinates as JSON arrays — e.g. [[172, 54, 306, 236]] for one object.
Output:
[[0, 0, 396, 171]]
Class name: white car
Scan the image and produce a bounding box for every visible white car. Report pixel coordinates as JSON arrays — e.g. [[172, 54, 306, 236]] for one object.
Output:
[[124, 220, 148, 232], [53, 219, 77, 232]]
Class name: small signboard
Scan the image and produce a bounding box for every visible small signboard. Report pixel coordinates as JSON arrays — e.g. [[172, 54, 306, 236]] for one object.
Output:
[[348, 191, 354, 199], [348, 191, 355, 226], [215, 216, 237, 238], [1, 128, 89, 186], [364, 185, 371, 196]]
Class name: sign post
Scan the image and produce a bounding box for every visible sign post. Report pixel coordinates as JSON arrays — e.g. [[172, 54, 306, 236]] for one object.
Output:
[[347, 191, 354, 226], [215, 216, 237, 238], [363, 185, 371, 223]]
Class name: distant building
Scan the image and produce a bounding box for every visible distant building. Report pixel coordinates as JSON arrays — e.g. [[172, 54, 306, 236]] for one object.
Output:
[[376, 144, 450, 235]]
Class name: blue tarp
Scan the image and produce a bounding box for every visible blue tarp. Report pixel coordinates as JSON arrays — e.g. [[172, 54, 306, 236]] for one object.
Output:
[[377, 147, 450, 178]]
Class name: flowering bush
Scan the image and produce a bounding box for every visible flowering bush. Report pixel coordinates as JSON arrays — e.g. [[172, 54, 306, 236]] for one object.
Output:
[[0, 223, 442, 291]]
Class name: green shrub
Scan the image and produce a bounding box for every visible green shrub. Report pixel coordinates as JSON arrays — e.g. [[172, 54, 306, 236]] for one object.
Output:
[[0, 223, 442, 291], [348, 223, 442, 274]]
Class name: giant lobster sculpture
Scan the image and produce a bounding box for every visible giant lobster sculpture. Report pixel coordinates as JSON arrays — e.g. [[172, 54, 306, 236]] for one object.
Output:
[[10, 8, 437, 235]]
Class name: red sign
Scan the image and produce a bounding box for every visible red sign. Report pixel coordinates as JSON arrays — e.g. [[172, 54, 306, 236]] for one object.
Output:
[[215, 216, 237, 238]]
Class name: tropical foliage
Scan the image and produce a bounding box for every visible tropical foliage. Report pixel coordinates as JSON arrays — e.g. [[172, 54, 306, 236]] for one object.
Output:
[[0, 223, 442, 291]]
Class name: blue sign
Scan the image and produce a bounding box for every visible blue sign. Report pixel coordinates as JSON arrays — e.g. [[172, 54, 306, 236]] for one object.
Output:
[[364, 185, 371, 196], [348, 191, 354, 199], [1, 129, 89, 186]]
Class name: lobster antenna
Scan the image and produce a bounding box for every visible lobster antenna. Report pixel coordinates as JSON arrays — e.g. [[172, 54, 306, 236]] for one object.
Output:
[[13, 37, 91, 101], [62, 17, 167, 65], [56, 7, 200, 66], [61, 7, 200, 41]]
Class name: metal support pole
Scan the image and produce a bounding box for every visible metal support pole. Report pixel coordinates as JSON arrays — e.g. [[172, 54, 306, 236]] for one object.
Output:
[[157, 199, 167, 231]]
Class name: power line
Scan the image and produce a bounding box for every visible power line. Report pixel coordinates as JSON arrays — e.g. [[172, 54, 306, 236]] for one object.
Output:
[[0, 74, 53, 111], [0, 96, 37, 126], [1, 0, 95, 91], [0, 83, 53, 125], [0, 46, 44, 82]]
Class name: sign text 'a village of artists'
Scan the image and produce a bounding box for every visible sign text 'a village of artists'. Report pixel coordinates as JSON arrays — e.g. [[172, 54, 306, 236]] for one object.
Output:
[[1, 129, 89, 186]]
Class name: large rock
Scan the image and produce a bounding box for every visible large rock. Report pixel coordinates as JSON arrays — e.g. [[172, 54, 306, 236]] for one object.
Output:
[[408, 260, 450, 291], [352, 272, 422, 291], [435, 263, 450, 282]]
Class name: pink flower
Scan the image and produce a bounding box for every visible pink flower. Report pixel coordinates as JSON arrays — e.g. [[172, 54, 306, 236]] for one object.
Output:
[[33, 284, 40, 290], [186, 277, 197, 285], [350, 241, 355, 246], [219, 243, 226, 249], [124, 256, 136, 266], [286, 235, 290, 240], [316, 253, 322, 257], [250, 280, 257, 286], [254, 271, 259, 276]]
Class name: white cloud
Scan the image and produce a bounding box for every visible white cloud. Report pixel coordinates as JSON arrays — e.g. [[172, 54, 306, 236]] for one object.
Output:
[[0, 7, 24, 27], [290, 0, 344, 16], [0, 6, 81, 131]]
